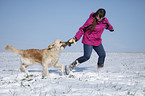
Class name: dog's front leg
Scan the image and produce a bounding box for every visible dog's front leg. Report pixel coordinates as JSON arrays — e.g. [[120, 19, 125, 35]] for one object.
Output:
[[43, 65, 49, 76], [54, 62, 64, 75]]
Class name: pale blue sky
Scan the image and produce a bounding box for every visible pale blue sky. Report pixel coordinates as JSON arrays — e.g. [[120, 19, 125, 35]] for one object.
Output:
[[0, 0, 145, 52]]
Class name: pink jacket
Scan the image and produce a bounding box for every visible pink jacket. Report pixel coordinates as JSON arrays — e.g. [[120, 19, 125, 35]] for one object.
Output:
[[75, 12, 114, 46]]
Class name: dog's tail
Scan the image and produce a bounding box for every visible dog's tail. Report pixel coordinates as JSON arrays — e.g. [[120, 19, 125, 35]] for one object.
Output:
[[5, 45, 22, 55]]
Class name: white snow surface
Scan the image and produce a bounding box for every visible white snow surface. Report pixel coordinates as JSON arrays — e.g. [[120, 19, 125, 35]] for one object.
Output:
[[0, 51, 145, 96]]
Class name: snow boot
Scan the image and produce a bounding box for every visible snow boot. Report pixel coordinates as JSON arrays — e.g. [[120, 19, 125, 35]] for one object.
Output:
[[65, 60, 79, 75], [98, 63, 104, 68]]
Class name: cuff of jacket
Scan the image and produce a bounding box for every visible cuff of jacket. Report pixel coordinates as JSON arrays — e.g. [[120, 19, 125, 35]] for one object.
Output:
[[110, 29, 114, 32]]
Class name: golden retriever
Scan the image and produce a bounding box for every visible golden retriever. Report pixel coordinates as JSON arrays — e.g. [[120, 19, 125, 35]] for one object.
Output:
[[5, 40, 67, 76]]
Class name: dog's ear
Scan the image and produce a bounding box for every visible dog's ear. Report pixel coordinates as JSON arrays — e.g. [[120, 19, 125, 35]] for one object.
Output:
[[48, 43, 55, 50]]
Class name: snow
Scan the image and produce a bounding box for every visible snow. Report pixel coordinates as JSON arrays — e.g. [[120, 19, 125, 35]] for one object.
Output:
[[0, 51, 145, 96]]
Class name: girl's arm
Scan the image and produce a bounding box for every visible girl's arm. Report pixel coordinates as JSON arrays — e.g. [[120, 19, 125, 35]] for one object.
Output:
[[104, 17, 114, 31], [74, 12, 94, 41]]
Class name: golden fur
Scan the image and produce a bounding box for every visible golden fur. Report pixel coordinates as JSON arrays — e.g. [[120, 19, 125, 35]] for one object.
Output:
[[5, 40, 66, 76]]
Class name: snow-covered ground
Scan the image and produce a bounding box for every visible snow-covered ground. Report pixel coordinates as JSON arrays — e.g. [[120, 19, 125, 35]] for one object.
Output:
[[0, 51, 145, 96]]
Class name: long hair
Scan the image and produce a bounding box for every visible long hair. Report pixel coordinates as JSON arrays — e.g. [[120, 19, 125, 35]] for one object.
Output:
[[90, 8, 106, 32]]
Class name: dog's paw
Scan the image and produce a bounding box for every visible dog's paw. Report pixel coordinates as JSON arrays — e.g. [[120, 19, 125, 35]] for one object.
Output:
[[59, 72, 64, 76]]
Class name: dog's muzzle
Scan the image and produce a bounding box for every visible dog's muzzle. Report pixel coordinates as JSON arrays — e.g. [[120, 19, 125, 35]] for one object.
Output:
[[60, 39, 76, 50], [60, 41, 68, 50]]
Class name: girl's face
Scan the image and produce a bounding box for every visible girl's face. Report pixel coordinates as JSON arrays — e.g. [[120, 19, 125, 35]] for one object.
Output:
[[96, 15, 104, 21]]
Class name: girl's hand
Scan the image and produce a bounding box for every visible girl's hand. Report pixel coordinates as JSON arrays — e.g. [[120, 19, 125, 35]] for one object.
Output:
[[68, 37, 77, 46]]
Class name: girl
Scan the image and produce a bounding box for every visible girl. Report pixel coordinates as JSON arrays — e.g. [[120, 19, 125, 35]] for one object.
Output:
[[65, 8, 114, 75]]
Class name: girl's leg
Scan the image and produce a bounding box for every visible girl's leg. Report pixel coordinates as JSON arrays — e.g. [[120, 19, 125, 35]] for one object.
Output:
[[77, 44, 93, 63], [65, 44, 93, 75], [93, 44, 106, 67]]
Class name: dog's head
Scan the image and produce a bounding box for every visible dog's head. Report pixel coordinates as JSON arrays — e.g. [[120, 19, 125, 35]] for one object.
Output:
[[48, 40, 67, 50]]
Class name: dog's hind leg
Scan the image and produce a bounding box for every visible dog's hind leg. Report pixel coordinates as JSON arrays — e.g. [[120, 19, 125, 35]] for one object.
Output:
[[54, 62, 64, 75], [19, 64, 24, 72], [21, 63, 29, 74], [19, 67, 22, 72], [19, 65, 29, 72]]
